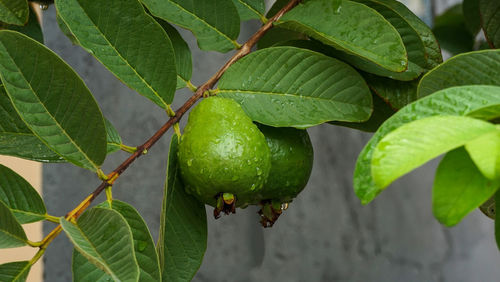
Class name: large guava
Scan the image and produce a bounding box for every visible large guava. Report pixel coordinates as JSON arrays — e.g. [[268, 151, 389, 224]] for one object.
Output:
[[255, 124, 314, 227], [178, 97, 271, 217]]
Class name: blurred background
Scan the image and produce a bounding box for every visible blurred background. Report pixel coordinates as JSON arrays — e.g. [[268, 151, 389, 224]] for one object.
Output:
[[22, 0, 500, 281]]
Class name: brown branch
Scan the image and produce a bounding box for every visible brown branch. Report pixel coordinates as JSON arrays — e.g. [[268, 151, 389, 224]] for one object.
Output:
[[36, 0, 301, 257]]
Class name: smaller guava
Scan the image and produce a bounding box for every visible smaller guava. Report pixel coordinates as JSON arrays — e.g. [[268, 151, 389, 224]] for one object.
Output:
[[255, 124, 314, 227], [178, 97, 271, 218]]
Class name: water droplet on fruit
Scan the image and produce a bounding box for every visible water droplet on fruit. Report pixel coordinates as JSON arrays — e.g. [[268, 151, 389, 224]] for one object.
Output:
[[187, 159, 193, 166], [256, 167, 262, 176]]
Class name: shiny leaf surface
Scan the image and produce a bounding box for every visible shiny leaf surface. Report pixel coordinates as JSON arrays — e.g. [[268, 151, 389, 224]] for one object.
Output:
[[218, 47, 372, 128]]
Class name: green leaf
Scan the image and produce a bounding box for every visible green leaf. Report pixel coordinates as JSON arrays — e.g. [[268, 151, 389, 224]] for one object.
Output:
[[364, 74, 418, 109], [154, 18, 193, 90], [278, 0, 407, 72], [257, 28, 307, 49], [465, 130, 500, 180], [480, 0, 500, 48], [5, 6, 43, 44], [232, 0, 265, 21], [418, 50, 500, 97], [61, 207, 139, 282], [0, 86, 64, 162], [372, 0, 442, 69], [218, 46, 372, 128], [0, 31, 107, 171], [55, 12, 79, 45], [463, 0, 481, 36], [372, 115, 497, 188], [141, 0, 240, 53], [0, 0, 28, 26], [101, 200, 161, 282], [56, 0, 177, 109], [104, 118, 122, 154], [330, 92, 395, 132], [467, 104, 500, 121], [496, 191, 500, 250], [432, 4, 474, 55], [0, 200, 27, 248], [347, 0, 427, 80], [354, 85, 500, 204], [158, 135, 207, 282], [0, 261, 31, 282], [0, 164, 46, 224], [74, 200, 161, 282], [433, 147, 500, 227], [72, 250, 109, 282]]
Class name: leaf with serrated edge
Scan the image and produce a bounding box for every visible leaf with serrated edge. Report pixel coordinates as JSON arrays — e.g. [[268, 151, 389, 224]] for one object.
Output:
[[73, 200, 161, 282], [61, 207, 139, 282], [278, 0, 407, 72], [0, 31, 106, 171], [433, 147, 500, 227], [218, 47, 372, 128], [372, 116, 496, 188], [158, 135, 207, 282], [141, 0, 240, 53], [0, 164, 46, 224], [0, 261, 31, 282], [0, 0, 28, 25], [354, 85, 500, 204], [480, 0, 500, 48], [56, 0, 177, 109], [154, 18, 193, 90], [465, 129, 500, 180], [232, 0, 265, 21], [0, 200, 27, 248], [418, 50, 500, 97]]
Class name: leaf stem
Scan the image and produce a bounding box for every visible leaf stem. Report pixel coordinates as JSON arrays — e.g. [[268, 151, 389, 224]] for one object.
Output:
[[27, 240, 43, 248], [120, 144, 137, 154], [44, 214, 60, 223], [35, 0, 301, 261], [186, 81, 197, 92]]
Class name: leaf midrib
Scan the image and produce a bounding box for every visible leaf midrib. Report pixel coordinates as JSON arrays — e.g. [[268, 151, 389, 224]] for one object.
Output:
[[277, 18, 406, 71], [0, 45, 99, 170], [218, 89, 371, 108], [164, 0, 237, 47], [58, 1, 169, 109], [64, 220, 122, 281]]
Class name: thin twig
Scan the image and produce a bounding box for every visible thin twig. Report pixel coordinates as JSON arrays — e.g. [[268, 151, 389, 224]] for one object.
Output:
[[32, 0, 301, 265]]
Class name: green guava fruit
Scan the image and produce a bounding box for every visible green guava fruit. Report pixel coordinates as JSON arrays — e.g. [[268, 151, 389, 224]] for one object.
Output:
[[255, 124, 314, 227], [178, 97, 271, 217]]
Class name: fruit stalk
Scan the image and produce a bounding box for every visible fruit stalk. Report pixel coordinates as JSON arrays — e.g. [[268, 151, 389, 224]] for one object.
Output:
[[33, 0, 302, 262]]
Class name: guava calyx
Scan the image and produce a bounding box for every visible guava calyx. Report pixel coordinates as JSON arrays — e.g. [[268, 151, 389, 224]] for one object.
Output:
[[214, 193, 236, 219], [258, 200, 289, 228]]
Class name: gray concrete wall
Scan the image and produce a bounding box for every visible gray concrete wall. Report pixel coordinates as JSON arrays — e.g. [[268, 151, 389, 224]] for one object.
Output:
[[41, 1, 500, 281]]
